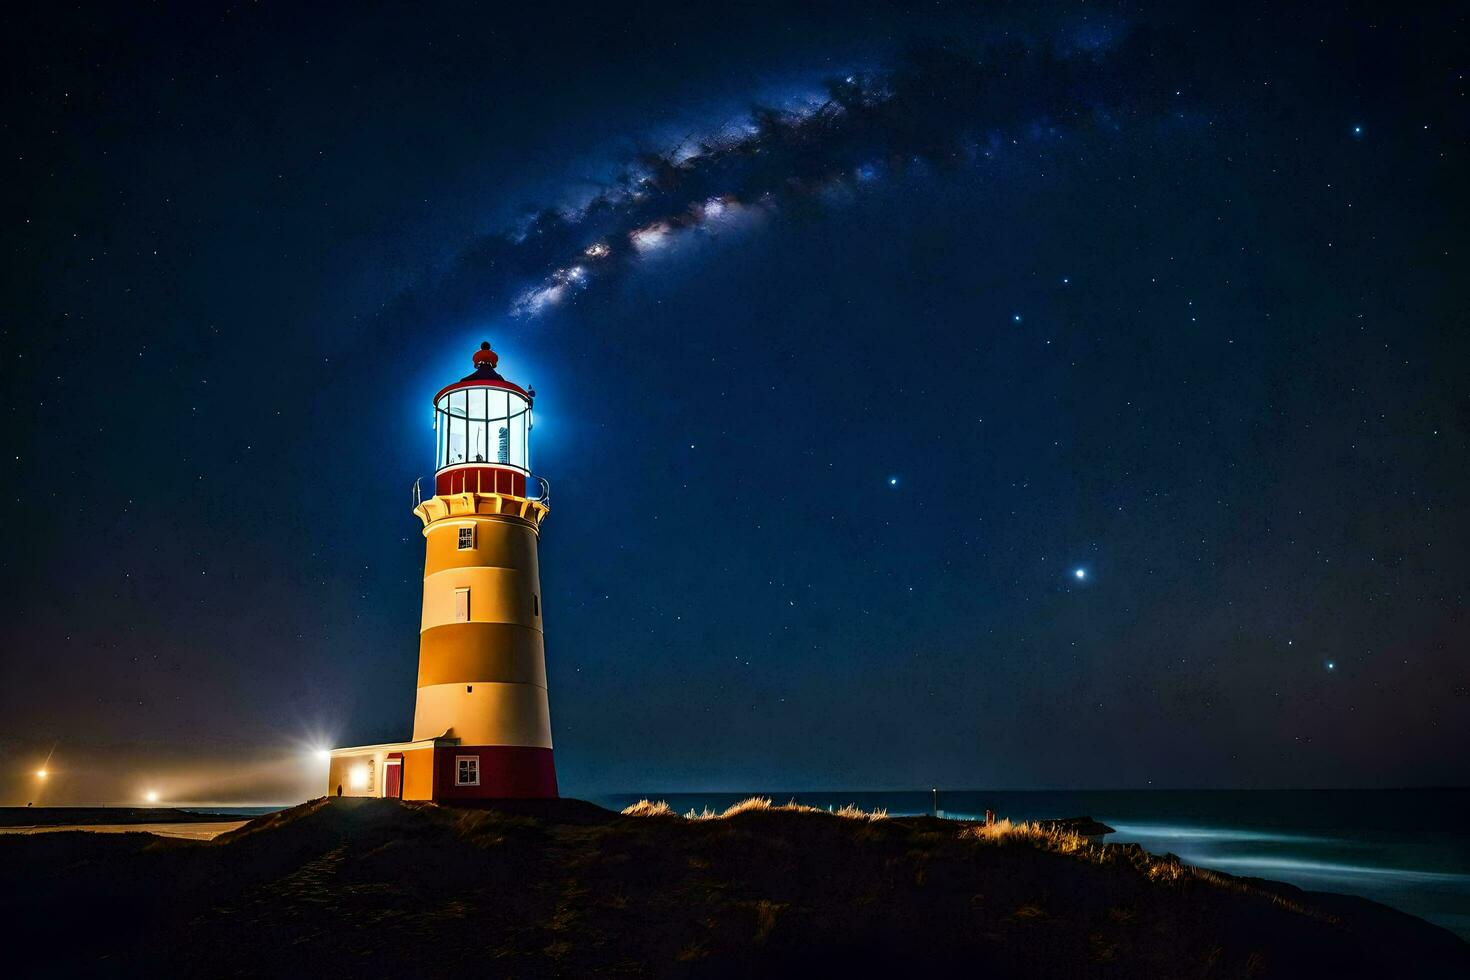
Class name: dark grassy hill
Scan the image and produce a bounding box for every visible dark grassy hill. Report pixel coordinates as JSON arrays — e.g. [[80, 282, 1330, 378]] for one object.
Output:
[[2, 796, 1464, 978]]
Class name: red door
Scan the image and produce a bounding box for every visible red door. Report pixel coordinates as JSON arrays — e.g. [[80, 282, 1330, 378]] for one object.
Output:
[[385, 760, 402, 798]]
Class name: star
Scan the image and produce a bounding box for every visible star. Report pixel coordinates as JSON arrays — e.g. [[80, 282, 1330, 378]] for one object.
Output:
[[887, 476, 899, 487], [1325, 661, 1337, 671], [1073, 568, 1086, 580]]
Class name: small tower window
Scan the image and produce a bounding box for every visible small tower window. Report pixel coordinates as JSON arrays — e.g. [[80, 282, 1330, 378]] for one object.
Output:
[[455, 755, 479, 786], [533, 594, 539, 617], [454, 588, 471, 623], [457, 526, 475, 550]]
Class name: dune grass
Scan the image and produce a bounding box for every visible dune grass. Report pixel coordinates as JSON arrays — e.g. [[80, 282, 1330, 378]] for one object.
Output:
[[622, 796, 889, 822], [961, 818, 1091, 854], [620, 799, 676, 817], [962, 818, 1199, 880]]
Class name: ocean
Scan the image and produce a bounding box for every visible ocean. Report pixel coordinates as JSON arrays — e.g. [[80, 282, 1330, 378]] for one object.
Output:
[[594, 788, 1470, 941]]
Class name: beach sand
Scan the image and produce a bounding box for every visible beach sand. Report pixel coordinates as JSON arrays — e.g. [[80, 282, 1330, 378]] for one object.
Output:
[[0, 820, 247, 840]]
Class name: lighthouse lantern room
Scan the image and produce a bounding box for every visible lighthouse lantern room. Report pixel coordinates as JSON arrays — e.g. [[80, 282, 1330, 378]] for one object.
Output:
[[326, 342, 559, 801], [434, 342, 534, 495]]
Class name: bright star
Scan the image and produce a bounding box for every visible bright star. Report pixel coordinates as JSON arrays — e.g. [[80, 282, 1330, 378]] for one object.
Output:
[[1352, 124, 1363, 137], [1325, 661, 1336, 671], [1074, 568, 1086, 580], [887, 476, 899, 487], [1012, 313, 1023, 323]]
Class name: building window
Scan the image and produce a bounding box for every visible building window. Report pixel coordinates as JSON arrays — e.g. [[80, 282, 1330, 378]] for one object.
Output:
[[454, 588, 470, 623], [533, 593, 539, 617], [458, 526, 474, 550], [455, 755, 479, 786]]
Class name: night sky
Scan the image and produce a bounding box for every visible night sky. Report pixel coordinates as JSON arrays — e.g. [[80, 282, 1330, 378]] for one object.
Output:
[[5, 2, 1467, 805]]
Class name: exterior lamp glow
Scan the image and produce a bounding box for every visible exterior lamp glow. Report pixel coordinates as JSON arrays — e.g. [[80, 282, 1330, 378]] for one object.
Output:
[[349, 765, 370, 790], [145, 790, 160, 803], [314, 749, 331, 762], [36, 769, 49, 779]]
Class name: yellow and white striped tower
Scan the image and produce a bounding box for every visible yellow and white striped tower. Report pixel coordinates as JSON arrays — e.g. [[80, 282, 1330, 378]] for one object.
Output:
[[408, 341, 558, 798]]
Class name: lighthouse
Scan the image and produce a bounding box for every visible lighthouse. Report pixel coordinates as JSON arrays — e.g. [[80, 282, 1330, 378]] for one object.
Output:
[[326, 342, 558, 800]]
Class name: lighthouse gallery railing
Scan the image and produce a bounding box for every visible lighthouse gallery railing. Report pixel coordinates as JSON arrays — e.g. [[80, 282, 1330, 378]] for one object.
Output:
[[413, 474, 550, 509]]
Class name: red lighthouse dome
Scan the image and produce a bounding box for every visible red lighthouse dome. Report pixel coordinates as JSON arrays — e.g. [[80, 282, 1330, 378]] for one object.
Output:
[[471, 341, 499, 371]]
